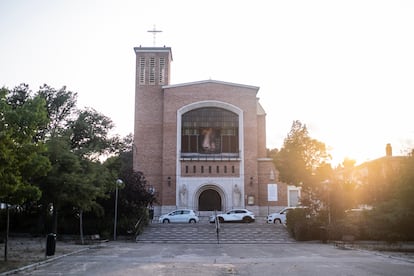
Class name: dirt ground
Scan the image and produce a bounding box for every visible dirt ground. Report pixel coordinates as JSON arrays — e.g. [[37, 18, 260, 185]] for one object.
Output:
[[0, 236, 88, 274]]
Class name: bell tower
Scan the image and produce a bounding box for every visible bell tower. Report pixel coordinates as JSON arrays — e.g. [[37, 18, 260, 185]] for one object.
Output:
[[133, 46, 173, 199]]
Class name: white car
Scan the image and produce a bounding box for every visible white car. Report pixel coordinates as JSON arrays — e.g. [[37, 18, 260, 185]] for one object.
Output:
[[209, 208, 255, 223], [267, 207, 297, 224], [159, 209, 199, 224]]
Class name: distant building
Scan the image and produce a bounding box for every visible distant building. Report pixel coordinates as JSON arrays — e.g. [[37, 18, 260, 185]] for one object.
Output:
[[337, 143, 407, 205], [132, 46, 300, 216]]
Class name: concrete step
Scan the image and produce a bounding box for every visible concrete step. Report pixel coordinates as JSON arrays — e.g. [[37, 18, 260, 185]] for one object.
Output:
[[136, 222, 295, 244]]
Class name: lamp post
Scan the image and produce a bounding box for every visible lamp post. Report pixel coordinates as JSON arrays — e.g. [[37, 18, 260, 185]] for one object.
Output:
[[114, 179, 123, 241], [322, 179, 331, 225]]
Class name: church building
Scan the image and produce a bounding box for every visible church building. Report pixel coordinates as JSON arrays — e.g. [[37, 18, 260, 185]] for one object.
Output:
[[133, 45, 300, 216]]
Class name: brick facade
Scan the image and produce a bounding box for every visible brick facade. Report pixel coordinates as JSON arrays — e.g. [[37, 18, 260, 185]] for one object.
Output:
[[133, 46, 293, 216]]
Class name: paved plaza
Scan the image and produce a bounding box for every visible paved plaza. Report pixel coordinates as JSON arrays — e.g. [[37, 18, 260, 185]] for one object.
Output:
[[6, 222, 414, 276]]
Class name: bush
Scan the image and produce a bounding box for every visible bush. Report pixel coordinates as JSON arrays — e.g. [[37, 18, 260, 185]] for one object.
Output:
[[287, 208, 320, 241], [327, 219, 360, 240]]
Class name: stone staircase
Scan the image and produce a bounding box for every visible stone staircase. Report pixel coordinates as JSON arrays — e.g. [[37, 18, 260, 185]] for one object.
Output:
[[136, 218, 295, 244]]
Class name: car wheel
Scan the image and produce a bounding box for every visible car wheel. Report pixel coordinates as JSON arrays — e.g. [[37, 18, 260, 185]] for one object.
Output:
[[189, 219, 196, 224], [163, 219, 170, 224], [218, 217, 224, 223], [243, 217, 252, 223], [273, 219, 281, 224]]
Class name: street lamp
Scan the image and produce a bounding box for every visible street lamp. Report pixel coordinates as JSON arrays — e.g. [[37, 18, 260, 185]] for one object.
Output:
[[322, 179, 331, 225], [114, 179, 123, 241]]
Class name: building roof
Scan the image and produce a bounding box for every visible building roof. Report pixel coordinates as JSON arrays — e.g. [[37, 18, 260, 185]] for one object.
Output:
[[133, 46, 173, 60], [162, 79, 259, 91]]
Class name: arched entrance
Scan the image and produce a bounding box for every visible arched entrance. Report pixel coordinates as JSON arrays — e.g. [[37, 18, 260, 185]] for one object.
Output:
[[199, 189, 222, 211]]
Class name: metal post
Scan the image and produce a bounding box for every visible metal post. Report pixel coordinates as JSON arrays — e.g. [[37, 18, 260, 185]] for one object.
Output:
[[113, 184, 118, 241], [328, 190, 331, 225], [215, 210, 220, 244], [114, 179, 123, 241]]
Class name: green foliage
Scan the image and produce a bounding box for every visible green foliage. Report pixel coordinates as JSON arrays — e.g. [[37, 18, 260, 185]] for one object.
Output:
[[274, 120, 331, 186], [361, 153, 414, 241], [0, 86, 50, 205], [286, 208, 319, 241], [38, 136, 82, 208], [272, 120, 332, 218], [36, 84, 77, 139], [1, 83, 137, 239], [327, 210, 370, 241], [325, 152, 414, 242], [102, 150, 156, 235], [8, 83, 122, 235], [69, 108, 115, 159]]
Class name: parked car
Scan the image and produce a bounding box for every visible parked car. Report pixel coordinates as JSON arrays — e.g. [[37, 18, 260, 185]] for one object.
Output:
[[209, 208, 255, 223], [266, 207, 297, 224], [159, 209, 199, 224]]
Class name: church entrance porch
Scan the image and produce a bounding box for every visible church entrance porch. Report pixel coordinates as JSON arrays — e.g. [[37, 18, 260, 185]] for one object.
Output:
[[173, 179, 246, 217], [193, 184, 227, 213]]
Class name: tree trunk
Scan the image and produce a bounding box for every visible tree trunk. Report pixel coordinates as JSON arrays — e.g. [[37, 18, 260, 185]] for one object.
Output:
[[52, 204, 58, 234], [4, 205, 9, 262], [79, 209, 84, 245]]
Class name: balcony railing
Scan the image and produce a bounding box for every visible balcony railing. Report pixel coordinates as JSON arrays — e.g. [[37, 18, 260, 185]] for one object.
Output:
[[180, 151, 240, 161]]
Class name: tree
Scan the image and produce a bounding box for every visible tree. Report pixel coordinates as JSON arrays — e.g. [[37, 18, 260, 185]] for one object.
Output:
[[33, 85, 118, 240], [69, 108, 116, 159], [273, 120, 331, 221], [2, 83, 126, 244], [37, 135, 82, 233], [0, 86, 50, 261], [393, 150, 414, 238], [36, 84, 77, 139], [104, 148, 156, 235], [65, 108, 118, 241], [369, 150, 414, 240], [32, 86, 80, 234], [274, 120, 331, 186], [69, 159, 112, 244]]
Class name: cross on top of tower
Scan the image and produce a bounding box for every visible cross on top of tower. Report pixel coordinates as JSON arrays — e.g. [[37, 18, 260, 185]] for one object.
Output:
[[147, 25, 162, 46]]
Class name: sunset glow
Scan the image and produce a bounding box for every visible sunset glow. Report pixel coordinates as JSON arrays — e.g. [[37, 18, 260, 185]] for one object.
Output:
[[1, 0, 413, 166]]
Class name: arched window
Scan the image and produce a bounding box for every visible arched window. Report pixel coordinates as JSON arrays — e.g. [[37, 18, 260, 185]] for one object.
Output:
[[181, 107, 239, 155]]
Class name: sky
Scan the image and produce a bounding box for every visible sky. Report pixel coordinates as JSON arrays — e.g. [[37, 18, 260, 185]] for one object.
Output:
[[1, 0, 413, 166]]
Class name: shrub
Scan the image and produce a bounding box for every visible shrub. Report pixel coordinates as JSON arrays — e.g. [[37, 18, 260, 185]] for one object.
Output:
[[286, 208, 319, 241]]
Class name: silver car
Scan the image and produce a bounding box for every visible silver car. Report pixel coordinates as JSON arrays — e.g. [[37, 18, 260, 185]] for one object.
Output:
[[159, 209, 199, 224]]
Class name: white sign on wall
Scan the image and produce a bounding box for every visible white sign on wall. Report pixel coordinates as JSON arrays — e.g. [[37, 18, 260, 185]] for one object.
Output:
[[267, 184, 278, 202]]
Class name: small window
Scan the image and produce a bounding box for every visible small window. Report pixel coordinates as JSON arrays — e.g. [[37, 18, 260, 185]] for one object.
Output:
[[232, 166, 235, 173], [209, 166, 212, 173], [224, 166, 227, 173], [159, 57, 165, 84], [193, 165, 196, 173], [201, 166, 204, 173], [139, 57, 145, 85], [149, 57, 155, 84], [216, 166, 219, 173], [185, 166, 188, 174]]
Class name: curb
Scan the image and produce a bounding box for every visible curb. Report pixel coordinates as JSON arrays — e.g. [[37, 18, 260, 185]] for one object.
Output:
[[332, 243, 414, 264], [1, 247, 91, 275]]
